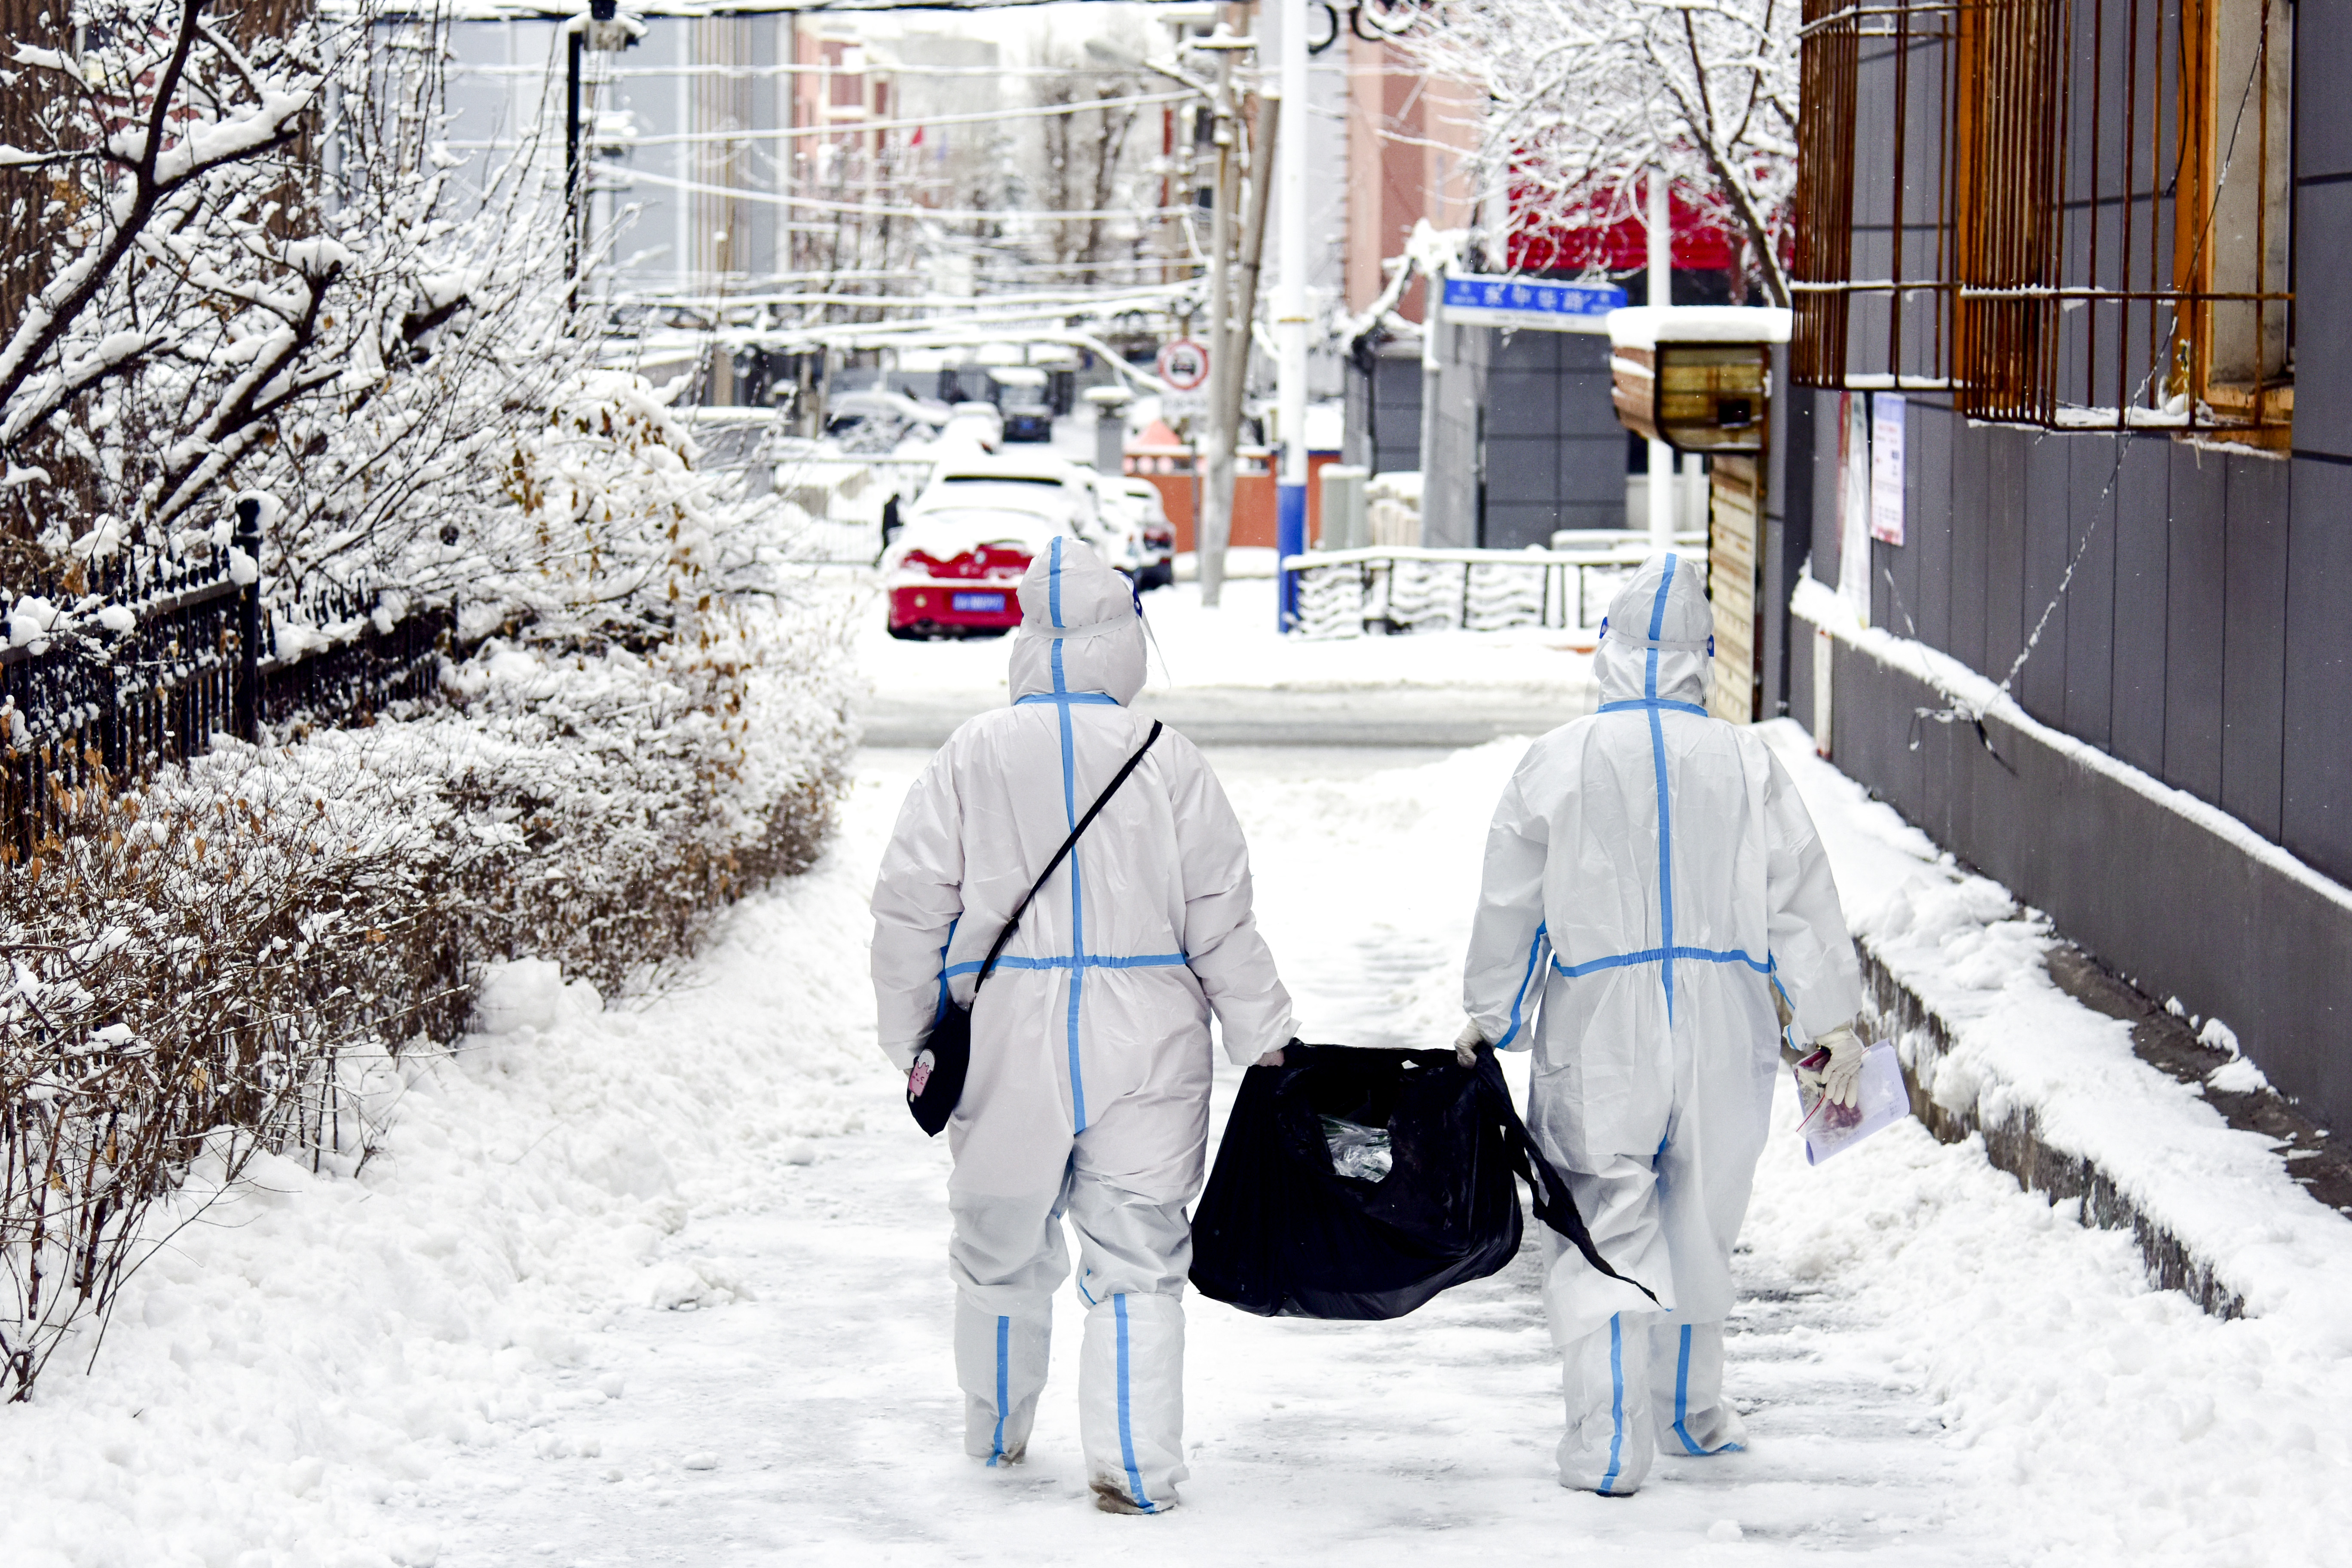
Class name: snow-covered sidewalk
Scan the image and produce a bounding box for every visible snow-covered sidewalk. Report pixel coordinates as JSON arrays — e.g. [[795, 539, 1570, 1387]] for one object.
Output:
[[12, 726, 2350, 1566]]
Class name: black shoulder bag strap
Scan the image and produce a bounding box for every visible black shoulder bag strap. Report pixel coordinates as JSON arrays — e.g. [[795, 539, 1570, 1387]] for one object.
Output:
[[970, 719, 1165, 999], [1476, 1053, 1660, 1305]]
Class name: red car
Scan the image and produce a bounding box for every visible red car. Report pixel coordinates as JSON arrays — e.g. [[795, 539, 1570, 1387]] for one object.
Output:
[[881, 510, 1065, 639]]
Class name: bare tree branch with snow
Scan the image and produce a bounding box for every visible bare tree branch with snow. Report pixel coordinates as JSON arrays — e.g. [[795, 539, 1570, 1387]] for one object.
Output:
[[1400, 0, 1799, 304]]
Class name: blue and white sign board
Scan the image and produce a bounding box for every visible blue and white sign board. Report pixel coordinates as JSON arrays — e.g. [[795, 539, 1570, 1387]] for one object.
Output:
[[1440, 276, 1628, 334]]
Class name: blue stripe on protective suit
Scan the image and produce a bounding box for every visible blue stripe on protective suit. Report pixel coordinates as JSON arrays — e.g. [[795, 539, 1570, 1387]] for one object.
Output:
[[1599, 1314, 1628, 1494], [991, 1315, 1011, 1465], [943, 952, 1189, 977], [1647, 555, 1679, 1018], [1494, 922, 1550, 1049], [1672, 1323, 1702, 1455], [1113, 1294, 1155, 1512]]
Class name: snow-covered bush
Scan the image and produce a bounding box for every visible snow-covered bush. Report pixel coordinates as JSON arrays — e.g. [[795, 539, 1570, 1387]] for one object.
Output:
[[0, 591, 854, 1397], [0, 738, 467, 1398], [425, 601, 858, 997]]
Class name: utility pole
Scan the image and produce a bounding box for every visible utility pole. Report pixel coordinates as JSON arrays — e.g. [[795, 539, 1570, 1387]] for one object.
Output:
[[1647, 171, 1676, 551], [1194, 27, 1253, 609], [1274, 0, 1308, 631], [1218, 91, 1277, 566]]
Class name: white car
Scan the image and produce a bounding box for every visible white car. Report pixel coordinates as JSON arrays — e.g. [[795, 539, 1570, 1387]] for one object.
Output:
[[1115, 478, 1176, 590], [912, 451, 1143, 579], [940, 401, 1004, 453]]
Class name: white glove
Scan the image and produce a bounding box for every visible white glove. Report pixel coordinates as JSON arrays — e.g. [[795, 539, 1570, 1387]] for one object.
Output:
[[1800, 1023, 1868, 1109], [1454, 1018, 1487, 1068]]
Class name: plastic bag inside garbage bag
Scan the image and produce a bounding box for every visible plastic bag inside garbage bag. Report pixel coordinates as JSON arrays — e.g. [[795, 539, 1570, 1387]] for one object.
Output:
[[1320, 1115, 1393, 1182]]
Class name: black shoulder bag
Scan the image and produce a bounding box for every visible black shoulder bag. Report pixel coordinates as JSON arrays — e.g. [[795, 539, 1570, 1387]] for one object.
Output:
[[906, 720, 1165, 1136]]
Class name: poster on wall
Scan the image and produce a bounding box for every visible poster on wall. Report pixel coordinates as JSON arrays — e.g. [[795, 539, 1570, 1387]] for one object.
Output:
[[1871, 392, 1907, 546], [1839, 392, 1872, 625]]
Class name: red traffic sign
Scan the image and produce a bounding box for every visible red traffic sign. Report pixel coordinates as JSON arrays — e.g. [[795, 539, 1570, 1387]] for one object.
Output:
[[1157, 338, 1210, 392]]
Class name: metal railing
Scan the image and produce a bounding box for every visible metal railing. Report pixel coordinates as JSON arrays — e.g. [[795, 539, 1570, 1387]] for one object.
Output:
[[2, 506, 451, 858], [1283, 543, 1706, 639]]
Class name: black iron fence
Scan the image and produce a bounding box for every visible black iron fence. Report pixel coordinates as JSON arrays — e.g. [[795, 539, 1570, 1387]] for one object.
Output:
[[2, 505, 452, 856]]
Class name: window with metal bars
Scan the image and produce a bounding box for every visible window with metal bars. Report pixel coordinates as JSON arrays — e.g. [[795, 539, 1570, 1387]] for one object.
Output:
[[1791, 0, 2293, 444]]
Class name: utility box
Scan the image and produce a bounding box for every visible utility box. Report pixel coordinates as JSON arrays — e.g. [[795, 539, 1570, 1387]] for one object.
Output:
[[1606, 308, 1792, 726], [1319, 465, 1369, 550], [1606, 307, 1792, 454]]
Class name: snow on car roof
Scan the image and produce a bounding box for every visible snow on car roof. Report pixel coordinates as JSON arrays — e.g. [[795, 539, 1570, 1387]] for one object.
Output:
[[884, 508, 1072, 570], [928, 450, 1081, 485]]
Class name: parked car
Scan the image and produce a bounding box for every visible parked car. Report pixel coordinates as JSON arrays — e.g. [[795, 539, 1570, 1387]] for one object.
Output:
[[879, 508, 1070, 640], [1001, 398, 1055, 443], [824, 389, 941, 454], [912, 449, 1102, 535], [940, 401, 1003, 452], [1117, 477, 1176, 590]]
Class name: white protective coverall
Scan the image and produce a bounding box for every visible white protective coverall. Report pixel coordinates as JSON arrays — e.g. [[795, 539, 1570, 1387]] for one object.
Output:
[[871, 537, 1294, 1513], [1461, 553, 1862, 1496]]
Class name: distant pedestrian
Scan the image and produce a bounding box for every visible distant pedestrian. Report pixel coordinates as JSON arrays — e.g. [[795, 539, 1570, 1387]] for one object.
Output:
[[871, 537, 1293, 1515], [1457, 553, 1867, 1496], [881, 491, 903, 551]]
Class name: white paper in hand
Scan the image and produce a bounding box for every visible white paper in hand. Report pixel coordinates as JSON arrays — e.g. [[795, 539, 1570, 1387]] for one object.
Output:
[[1792, 1039, 1910, 1166]]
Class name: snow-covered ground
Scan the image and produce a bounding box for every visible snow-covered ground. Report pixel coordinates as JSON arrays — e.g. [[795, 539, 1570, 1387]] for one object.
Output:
[[9, 637, 2352, 1567]]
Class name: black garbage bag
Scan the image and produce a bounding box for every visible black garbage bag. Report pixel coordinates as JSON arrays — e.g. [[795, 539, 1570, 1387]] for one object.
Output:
[[1188, 1042, 1654, 1321]]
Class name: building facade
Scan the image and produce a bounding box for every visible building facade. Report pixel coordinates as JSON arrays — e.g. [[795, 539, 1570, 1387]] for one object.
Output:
[[1776, 0, 2350, 1133]]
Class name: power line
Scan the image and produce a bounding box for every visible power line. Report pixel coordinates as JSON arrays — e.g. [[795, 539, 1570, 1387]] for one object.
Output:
[[607, 165, 1191, 221], [449, 60, 1161, 80], [567, 88, 1192, 148]]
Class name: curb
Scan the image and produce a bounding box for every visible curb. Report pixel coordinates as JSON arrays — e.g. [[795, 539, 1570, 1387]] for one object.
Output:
[[1859, 943, 2251, 1320]]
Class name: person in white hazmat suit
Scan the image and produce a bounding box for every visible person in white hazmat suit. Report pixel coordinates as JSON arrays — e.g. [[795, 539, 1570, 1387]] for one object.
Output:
[[1458, 552, 1868, 1497], [871, 536, 1295, 1516]]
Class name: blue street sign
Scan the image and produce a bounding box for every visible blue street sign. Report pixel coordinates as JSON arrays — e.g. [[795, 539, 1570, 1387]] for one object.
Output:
[[1439, 275, 1628, 333]]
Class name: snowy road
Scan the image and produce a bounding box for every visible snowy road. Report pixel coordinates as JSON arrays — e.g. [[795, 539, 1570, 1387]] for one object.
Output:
[[416, 745, 1985, 1566]]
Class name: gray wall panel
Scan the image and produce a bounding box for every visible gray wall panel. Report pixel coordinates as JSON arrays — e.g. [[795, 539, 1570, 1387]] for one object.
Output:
[[2062, 435, 2120, 750], [2110, 436, 2171, 775], [1914, 398, 1955, 651], [1559, 436, 1625, 502], [2284, 457, 2352, 885], [2163, 447, 2227, 805], [2220, 456, 2289, 840], [1949, 419, 1989, 674], [1484, 372, 1557, 438], [1816, 392, 1849, 586], [1804, 601, 2352, 1142], [1485, 437, 1552, 500], [2018, 434, 2072, 724], [2290, 185, 2352, 460], [2299, 0, 2352, 179], [1983, 429, 2027, 680], [1763, 352, 1813, 719]]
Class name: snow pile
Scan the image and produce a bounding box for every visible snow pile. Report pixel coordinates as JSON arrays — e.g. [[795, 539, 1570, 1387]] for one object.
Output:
[[1745, 1090, 2352, 1566], [0, 850, 877, 1568], [1756, 717, 2352, 1329]]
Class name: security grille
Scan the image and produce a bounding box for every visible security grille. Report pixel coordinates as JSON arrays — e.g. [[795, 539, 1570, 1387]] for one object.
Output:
[[1791, 0, 2293, 445]]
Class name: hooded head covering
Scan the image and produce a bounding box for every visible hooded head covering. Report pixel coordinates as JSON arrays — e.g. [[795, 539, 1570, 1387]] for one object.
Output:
[[1594, 551, 1714, 709], [1006, 534, 1147, 705]]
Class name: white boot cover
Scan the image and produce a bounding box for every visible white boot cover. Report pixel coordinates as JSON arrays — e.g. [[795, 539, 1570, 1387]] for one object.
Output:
[[947, 1186, 1070, 1465], [1649, 1319, 1748, 1456], [1559, 1313, 1658, 1495], [1079, 1292, 1187, 1512], [956, 1296, 1053, 1464]]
